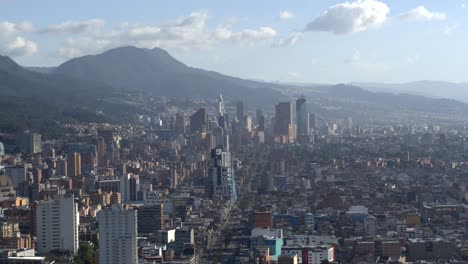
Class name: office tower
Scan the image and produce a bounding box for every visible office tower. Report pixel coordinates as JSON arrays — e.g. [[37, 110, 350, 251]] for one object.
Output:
[[0, 141, 4, 155], [218, 94, 225, 116], [67, 152, 81, 177], [296, 95, 309, 137], [218, 114, 228, 131], [275, 102, 295, 143], [174, 112, 186, 135], [56, 158, 67, 176], [98, 205, 138, 264], [0, 175, 15, 199], [129, 175, 140, 201], [137, 204, 164, 234], [174, 227, 195, 254], [36, 194, 79, 255], [346, 116, 353, 130], [207, 146, 237, 203], [189, 108, 207, 133], [236, 101, 245, 122], [309, 113, 318, 131], [97, 128, 115, 165], [230, 120, 242, 153], [4, 166, 26, 189], [17, 131, 42, 154], [245, 116, 253, 132], [120, 173, 140, 203], [256, 109, 263, 124]]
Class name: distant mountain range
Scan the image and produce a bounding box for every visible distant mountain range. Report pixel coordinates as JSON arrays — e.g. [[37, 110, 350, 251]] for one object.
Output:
[[2, 45, 468, 136], [351, 81, 468, 103]]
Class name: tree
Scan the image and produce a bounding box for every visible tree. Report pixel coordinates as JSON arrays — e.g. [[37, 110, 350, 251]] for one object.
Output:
[[73, 244, 95, 264]]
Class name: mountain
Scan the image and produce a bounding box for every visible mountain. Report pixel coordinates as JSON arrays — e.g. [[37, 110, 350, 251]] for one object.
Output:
[[281, 83, 468, 125], [53, 46, 285, 106], [351, 81, 468, 103], [0, 55, 120, 137]]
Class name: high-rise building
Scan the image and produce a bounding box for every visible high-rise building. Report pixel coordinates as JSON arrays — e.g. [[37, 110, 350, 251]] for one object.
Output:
[[275, 102, 295, 143], [346, 116, 353, 131], [137, 204, 164, 234], [98, 205, 138, 264], [174, 112, 186, 135], [296, 95, 309, 138], [207, 146, 237, 203], [67, 152, 82, 177], [189, 108, 207, 133], [0, 141, 4, 156], [174, 227, 195, 254], [36, 194, 79, 255], [218, 94, 225, 116], [309, 113, 318, 131], [17, 131, 41, 154], [4, 166, 26, 189], [236, 101, 245, 122], [120, 174, 140, 203]]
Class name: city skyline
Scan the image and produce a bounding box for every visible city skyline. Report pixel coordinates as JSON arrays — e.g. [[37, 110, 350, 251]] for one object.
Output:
[[0, 0, 466, 83]]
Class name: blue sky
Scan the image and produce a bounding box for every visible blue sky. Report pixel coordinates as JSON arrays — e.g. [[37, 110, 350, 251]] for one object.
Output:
[[0, 0, 466, 83]]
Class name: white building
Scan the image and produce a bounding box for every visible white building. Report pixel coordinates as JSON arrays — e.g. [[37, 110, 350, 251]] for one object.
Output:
[[36, 194, 79, 255], [304, 213, 315, 229], [0, 141, 4, 155], [282, 245, 335, 264], [98, 204, 137, 264]]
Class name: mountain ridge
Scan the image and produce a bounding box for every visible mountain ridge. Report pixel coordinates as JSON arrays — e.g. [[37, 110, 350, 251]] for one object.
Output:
[[52, 46, 285, 106]]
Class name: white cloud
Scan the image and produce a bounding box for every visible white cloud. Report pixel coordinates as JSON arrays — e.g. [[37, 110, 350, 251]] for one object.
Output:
[[0, 21, 17, 37], [0, 21, 37, 57], [39, 19, 105, 34], [305, 0, 389, 34], [275, 32, 303, 47], [52, 12, 277, 58], [214, 26, 277, 45], [397, 6, 446, 22], [278, 11, 295, 20], [17, 21, 35, 32], [0, 20, 34, 37], [1, 36, 38, 57]]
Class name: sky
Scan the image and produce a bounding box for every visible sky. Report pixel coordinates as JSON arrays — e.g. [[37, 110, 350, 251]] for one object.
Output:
[[0, 0, 466, 83]]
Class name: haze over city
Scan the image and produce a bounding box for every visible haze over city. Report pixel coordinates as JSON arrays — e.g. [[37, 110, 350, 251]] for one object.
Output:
[[2, 1, 468, 264]]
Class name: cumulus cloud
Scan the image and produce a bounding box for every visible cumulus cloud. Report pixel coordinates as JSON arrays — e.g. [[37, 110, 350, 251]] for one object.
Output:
[[275, 32, 303, 47], [305, 0, 389, 34], [0, 21, 37, 57], [0, 20, 34, 37], [397, 6, 446, 22], [214, 26, 277, 45], [1, 36, 38, 57], [39, 19, 105, 34], [278, 11, 295, 20], [52, 12, 278, 58]]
